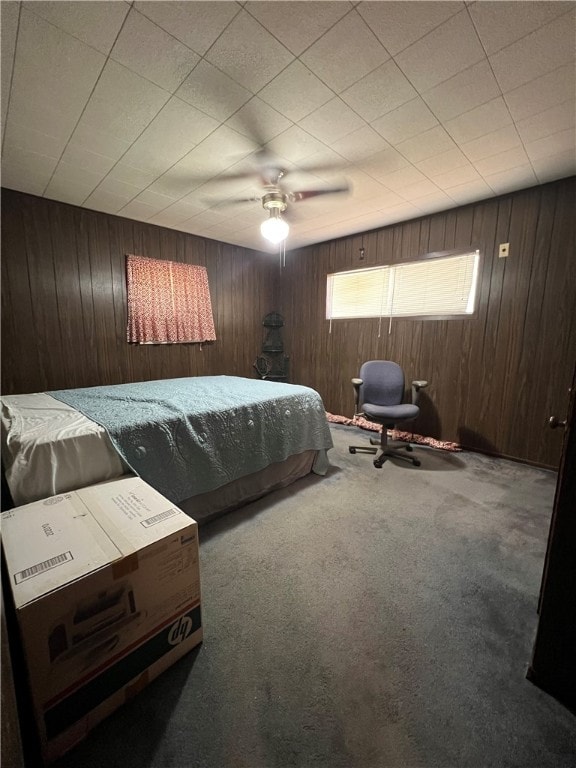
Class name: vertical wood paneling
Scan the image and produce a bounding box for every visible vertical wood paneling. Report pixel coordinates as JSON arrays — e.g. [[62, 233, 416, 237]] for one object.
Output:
[[1, 189, 275, 397], [2, 180, 574, 468], [279, 177, 576, 468], [1, 193, 41, 392]]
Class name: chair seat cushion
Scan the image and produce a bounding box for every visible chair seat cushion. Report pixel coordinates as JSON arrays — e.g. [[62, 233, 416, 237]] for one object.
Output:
[[363, 403, 419, 423]]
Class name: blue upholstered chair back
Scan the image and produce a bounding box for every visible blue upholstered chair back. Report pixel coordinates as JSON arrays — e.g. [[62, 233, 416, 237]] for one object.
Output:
[[359, 361, 405, 407]]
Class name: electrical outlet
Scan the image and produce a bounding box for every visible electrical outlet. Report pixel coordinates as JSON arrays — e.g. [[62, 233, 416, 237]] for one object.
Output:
[[499, 242, 510, 258]]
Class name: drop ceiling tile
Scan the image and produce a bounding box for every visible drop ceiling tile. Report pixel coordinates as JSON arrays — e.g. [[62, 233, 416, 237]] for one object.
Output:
[[372, 98, 439, 145], [2, 145, 58, 191], [7, 91, 81, 144], [357, 1, 464, 56], [340, 59, 417, 122], [134, 1, 239, 56], [293, 147, 350, 178], [94, 177, 141, 203], [396, 126, 458, 164], [444, 178, 494, 205], [258, 61, 333, 122], [68, 124, 132, 161], [378, 165, 429, 192], [1, 0, 19, 129], [156, 199, 207, 223], [47, 160, 104, 188], [531, 149, 576, 182], [3, 121, 67, 158], [343, 168, 405, 204], [147, 125, 256, 198], [205, 10, 294, 93], [331, 126, 390, 163], [176, 59, 252, 122], [473, 146, 530, 177], [1, 166, 48, 197], [266, 125, 335, 164], [504, 64, 575, 122], [444, 97, 513, 144], [83, 188, 130, 214], [110, 8, 200, 92], [469, 0, 573, 56], [300, 12, 389, 93], [245, 2, 352, 57], [146, 167, 205, 199], [43, 178, 98, 206], [516, 100, 576, 145], [225, 97, 292, 144], [432, 163, 483, 190], [378, 202, 423, 224], [483, 164, 538, 194], [416, 148, 470, 178], [118, 199, 160, 221], [106, 163, 162, 188], [24, 0, 129, 55], [136, 189, 177, 209], [59, 145, 117, 176], [358, 147, 409, 179], [421, 60, 502, 122], [12, 8, 105, 115], [525, 128, 576, 162], [395, 11, 485, 92], [489, 10, 575, 93], [411, 191, 457, 214], [80, 60, 171, 143], [460, 125, 522, 162], [398, 178, 445, 200], [120, 97, 219, 170], [299, 98, 365, 144]]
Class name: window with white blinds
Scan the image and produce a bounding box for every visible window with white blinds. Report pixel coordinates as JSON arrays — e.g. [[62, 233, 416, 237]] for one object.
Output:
[[326, 250, 480, 320]]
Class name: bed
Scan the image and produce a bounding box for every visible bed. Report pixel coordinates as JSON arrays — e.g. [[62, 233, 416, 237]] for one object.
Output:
[[1, 376, 333, 523]]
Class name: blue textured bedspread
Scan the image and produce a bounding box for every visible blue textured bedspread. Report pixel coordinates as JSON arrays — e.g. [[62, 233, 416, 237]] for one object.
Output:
[[48, 376, 333, 503]]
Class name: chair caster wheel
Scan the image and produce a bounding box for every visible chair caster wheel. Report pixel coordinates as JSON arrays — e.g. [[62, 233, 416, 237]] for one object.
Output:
[[413, 459, 421, 467], [349, 447, 356, 454], [406, 444, 413, 452], [373, 459, 384, 468]]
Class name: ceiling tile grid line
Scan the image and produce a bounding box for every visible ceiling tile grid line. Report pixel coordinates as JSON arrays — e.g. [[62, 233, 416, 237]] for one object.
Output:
[[1, 1, 574, 252]]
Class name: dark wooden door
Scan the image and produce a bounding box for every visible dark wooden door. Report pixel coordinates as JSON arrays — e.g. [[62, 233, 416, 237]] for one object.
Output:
[[527, 363, 576, 711]]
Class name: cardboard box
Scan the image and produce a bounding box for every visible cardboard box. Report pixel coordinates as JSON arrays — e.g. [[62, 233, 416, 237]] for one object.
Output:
[[1, 476, 202, 763]]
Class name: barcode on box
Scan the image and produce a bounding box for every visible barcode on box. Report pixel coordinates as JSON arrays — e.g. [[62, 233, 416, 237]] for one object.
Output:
[[141, 508, 179, 528], [14, 551, 73, 584]]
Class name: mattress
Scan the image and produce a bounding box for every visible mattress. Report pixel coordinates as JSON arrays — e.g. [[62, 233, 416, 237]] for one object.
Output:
[[1, 393, 127, 506]]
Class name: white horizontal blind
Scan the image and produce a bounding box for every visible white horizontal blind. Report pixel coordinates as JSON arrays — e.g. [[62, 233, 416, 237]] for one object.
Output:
[[327, 266, 391, 319], [326, 250, 480, 320]]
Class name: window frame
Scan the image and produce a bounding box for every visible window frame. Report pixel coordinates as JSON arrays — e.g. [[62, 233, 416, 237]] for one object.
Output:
[[326, 247, 481, 322]]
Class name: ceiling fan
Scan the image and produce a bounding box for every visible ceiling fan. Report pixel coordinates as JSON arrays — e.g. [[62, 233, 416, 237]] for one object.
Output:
[[207, 149, 350, 245]]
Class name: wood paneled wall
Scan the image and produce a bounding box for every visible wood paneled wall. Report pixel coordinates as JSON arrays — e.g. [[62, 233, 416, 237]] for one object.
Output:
[[278, 177, 576, 469], [1, 189, 278, 394], [2, 180, 575, 468]]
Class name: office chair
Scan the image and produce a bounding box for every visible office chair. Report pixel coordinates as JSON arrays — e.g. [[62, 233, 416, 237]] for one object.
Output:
[[349, 360, 428, 468]]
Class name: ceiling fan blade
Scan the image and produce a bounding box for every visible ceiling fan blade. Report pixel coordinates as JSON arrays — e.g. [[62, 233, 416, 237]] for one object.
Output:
[[205, 195, 261, 208], [290, 184, 350, 202]]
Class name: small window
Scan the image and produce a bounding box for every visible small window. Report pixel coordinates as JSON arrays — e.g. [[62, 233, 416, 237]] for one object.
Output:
[[327, 250, 480, 320]]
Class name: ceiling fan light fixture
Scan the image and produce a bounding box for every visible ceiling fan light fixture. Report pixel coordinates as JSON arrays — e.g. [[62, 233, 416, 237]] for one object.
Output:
[[260, 208, 289, 244]]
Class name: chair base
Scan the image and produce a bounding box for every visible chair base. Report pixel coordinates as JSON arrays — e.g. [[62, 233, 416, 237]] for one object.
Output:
[[349, 438, 421, 468]]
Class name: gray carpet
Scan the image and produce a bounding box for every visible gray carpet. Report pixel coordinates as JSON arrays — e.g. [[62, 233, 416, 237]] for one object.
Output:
[[52, 424, 575, 768]]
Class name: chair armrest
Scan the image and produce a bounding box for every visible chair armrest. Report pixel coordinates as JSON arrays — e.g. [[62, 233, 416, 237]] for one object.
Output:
[[351, 377, 363, 414], [411, 380, 428, 405]]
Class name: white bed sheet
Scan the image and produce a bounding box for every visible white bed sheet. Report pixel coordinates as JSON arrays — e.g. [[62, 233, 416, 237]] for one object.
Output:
[[1, 393, 127, 506]]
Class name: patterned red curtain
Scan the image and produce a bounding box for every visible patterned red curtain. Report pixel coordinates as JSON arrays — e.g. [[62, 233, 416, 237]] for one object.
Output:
[[126, 254, 216, 344]]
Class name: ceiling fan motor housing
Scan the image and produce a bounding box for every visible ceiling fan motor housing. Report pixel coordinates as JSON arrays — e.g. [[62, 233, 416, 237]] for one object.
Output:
[[262, 192, 288, 213]]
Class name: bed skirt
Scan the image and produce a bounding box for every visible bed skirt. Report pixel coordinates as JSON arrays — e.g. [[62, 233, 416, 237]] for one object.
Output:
[[179, 449, 317, 525]]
